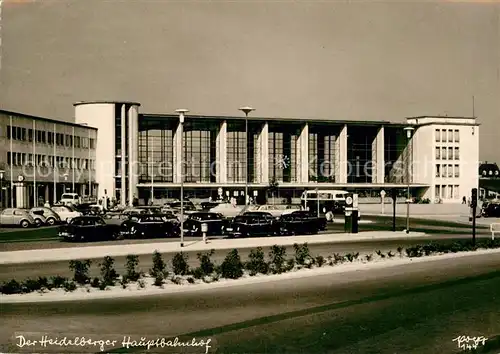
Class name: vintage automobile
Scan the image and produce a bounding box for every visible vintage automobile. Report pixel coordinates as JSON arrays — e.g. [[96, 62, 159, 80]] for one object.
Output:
[[182, 212, 228, 236], [226, 213, 280, 238], [0, 208, 36, 228], [28, 210, 46, 227], [209, 203, 245, 218], [483, 202, 500, 218], [30, 207, 62, 226], [51, 205, 83, 223], [119, 214, 180, 239], [278, 210, 327, 236], [58, 216, 121, 242], [254, 204, 303, 218]]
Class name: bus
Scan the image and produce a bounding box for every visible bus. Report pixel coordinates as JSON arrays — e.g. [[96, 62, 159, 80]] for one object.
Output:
[[300, 190, 349, 217]]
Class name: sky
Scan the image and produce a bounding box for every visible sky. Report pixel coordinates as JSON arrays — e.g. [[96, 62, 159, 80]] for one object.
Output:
[[0, 0, 499, 162]]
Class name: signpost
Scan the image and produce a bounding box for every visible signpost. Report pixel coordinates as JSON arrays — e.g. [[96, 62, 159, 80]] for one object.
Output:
[[471, 188, 477, 247]]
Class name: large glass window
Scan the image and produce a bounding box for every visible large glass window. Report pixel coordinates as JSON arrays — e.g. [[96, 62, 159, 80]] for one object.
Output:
[[436, 147, 441, 160], [269, 125, 300, 183], [348, 127, 377, 183], [435, 129, 441, 142], [138, 127, 174, 183], [309, 126, 337, 182], [448, 147, 453, 160], [384, 128, 407, 183], [227, 123, 246, 183], [184, 130, 211, 183], [454, 129, 460, 143], [454, 147, 459, 160], [448, 129, 453, 142]]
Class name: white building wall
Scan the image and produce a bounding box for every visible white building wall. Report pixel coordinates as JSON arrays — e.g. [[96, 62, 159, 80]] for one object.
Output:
[[128, 105, 139, 204], [411, 125, 434, 200], [75, 103, 116, 200]]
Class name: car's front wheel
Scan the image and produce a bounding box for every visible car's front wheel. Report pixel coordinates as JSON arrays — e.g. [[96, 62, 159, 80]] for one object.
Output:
[[20, 220, 30, 228], [34, 219, 42, 228], [46, 217, 56, 226]]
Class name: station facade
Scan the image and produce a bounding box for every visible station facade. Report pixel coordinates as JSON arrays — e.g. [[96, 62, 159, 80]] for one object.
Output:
[[0, 101, 479, 207]]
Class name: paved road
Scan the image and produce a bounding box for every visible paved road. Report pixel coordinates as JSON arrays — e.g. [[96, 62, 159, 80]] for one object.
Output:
[[1, 252, 499, 353], [0, 234, 489, 283], [0, 214, 491, 252]]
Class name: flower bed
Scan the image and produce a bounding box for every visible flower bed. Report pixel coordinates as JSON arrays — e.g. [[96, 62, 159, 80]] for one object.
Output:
[[1, 239, 499, 297]]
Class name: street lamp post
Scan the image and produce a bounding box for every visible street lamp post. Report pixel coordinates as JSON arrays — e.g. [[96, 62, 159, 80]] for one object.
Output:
[[0, 170, 4, 209], [176, 109, 189, 248], [239, 107, 255, 208], [404, 126, 415, 234]]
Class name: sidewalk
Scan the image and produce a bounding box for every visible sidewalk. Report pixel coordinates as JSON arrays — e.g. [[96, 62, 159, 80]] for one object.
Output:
[[0, 231, 428, 265]]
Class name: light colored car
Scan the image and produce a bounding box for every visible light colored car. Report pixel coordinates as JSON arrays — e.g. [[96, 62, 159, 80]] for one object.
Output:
[[0, 208, 36, 228], [60, 193, 81, 206], [209, 203, 244, 218], [51, 205, 82, 223], [30, 207, 62, 226], [255, 204, 303, 218]]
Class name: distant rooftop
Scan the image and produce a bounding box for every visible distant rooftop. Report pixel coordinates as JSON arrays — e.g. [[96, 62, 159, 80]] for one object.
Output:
[[74, 101, 141, 107]]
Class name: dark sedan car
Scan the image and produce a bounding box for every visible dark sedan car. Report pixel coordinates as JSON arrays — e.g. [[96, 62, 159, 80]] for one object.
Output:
[[226, 213, 280, 238], [182, 212, 228, 236], [483, 203, 500, 218], [58, 216, 121, 242], [119, 214, 180, 239], [278, 210, 327, 236]]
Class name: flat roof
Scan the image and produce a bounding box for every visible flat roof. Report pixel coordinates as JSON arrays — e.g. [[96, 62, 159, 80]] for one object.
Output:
[[141, 113, 407, 127], [0, 109, 98, 130], [73, 101, 141, 107], [406, 115, 477, 119]]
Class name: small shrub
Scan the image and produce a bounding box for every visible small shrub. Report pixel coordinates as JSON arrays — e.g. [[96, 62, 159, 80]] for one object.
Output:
[[150, 251, 167, 279], [192, 267, 204, 279], [294, 243, 312, 266], [187, 277, 195, 284], [125, 255, 141, 281], [137, 279, 146, 289], [99, 256, 119, 286], [212, 273, 220, 282], [365, 254, 373, 262], [315, 256, 325, 267], [285, 258, 296, 272], [269, 245, 287, 274], [90, 277, 100, 288], [345, 253, 355, 262], [63, 280, 77, 292], [50, 276, 67, 289], [375, 250, 386, 259], [37, 277, 49, 290], [120, 278, 128, 289], [1, 279, 22, 294], [333, 253, 344, 264], [397, 247, 404, 257], [98, 282, 107, 290], [245, 247, 269, 276], [172, 252, 190, 276], [326, 256, 334, 266], [170, 276, 182, 285], [21, 279, 40, 293], [69, 259, 92, 285], [220, 249, 244, 279], [153, 274, 164, 287], [387, 251, 395, 258], [197, 250, 215, 276]]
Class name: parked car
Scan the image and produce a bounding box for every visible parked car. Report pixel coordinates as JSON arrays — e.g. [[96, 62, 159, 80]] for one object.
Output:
[[0, 208, 36, 228], [200, 201, 225, 210], [226, 213, 280, 238], [28, 210, 46, 227], [119, 214, 180, 239], [30, 207, 62, 226], [483, 202, 500, 218], [182, 212, 228, 236], [58, 216, 121, 242], [60, 193, 82, 206], [254, 204, 303, 218], [51, 205, 83, 223], [209, 203, 244, 218], [278, 210, 327, 236]]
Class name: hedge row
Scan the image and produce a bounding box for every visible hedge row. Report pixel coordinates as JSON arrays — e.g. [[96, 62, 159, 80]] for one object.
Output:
[[2, 239, 499, 295]]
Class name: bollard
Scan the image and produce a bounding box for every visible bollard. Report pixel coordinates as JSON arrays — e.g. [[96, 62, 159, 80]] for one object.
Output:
[[201, 223, 208, 244]]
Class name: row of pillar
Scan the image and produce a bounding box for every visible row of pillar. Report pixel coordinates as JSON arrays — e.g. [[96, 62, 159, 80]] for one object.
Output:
[[164, 122, 386, 185]]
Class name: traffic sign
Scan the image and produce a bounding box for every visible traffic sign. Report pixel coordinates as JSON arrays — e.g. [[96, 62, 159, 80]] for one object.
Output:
[[346, 196, 353, 206]]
